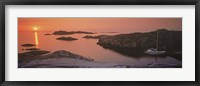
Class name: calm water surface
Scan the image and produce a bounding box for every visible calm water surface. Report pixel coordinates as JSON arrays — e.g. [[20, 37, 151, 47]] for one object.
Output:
[[18, 31, 182, 66]]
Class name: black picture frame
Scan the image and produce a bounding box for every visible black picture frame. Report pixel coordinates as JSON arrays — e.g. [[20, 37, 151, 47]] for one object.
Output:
[[0, 0, 199, 86]]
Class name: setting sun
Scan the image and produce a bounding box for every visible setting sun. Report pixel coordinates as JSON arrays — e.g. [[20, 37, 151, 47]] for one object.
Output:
[[34, 27, 38, 31]]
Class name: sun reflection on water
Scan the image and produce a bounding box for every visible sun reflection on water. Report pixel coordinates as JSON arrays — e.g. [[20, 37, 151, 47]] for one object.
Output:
[[34, 31, 39, 48]]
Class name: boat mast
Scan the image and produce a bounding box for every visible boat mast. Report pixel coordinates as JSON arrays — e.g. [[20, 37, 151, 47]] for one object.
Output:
[[157, 31, 158, 50]]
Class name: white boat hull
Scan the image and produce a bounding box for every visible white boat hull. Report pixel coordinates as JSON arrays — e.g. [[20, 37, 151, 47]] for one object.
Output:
[[145, 49, 166, 55]]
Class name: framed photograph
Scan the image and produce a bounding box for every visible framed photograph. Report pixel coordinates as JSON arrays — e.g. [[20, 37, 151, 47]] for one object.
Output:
[[0, 0, 199, 86]]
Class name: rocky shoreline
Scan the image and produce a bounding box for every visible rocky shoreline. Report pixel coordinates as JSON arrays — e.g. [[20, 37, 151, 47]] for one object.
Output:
[[18, 50, 181, 68], [18, 50, 118, 68]]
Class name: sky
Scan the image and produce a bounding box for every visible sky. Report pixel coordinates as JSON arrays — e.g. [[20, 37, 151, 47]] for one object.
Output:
[[18, 18, 182, 33]]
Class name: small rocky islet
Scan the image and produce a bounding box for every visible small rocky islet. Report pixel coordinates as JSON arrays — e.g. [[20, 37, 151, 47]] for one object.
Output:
[[25, 48, 40, 51], [82, 35, 108, 39], [21, 44, 36, 47], [44, 33, 51, 35], [52, 30, 95, 35], [100, 32, 118, 33], [56, 37, 78, 41]]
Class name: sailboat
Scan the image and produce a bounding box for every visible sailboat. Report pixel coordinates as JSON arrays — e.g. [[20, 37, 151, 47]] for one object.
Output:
[[144, 31, 166, 55]]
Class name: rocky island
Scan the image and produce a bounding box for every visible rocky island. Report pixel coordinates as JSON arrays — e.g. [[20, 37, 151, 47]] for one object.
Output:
[[25, 48, 40, 51], [56, 37, 78, 41], [21, 44, 36, 47], [83, 35, 107, 39], [53, 30, 94, 35], [100, 32, 118, 33], [44, 33, 51, 35], [97, 29, 182, 58]]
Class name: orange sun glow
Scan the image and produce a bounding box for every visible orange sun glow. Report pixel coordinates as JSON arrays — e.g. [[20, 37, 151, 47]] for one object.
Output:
[[33, 27, 38, 31]]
